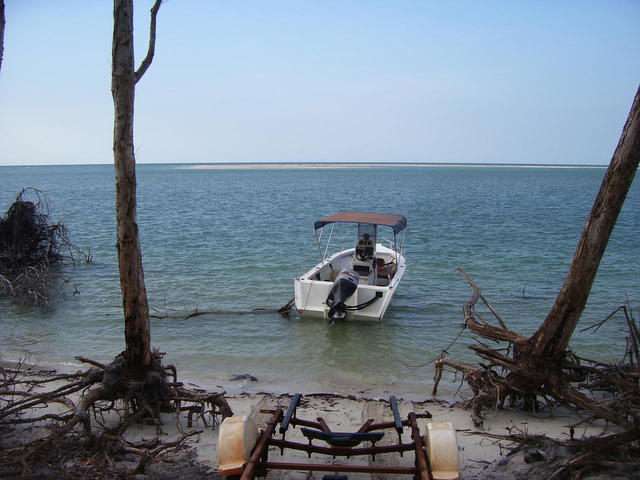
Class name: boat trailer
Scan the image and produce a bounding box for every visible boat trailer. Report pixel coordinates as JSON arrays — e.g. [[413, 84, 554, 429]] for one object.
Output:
[[217, 394, 461, 480]]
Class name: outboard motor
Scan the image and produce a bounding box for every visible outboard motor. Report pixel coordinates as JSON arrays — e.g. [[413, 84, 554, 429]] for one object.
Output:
[[326, 269, 359, 323]]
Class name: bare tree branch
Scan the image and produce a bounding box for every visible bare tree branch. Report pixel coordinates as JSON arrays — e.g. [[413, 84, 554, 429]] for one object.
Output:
[[458, 268, 529, 347], [135, 0, 163, 84]]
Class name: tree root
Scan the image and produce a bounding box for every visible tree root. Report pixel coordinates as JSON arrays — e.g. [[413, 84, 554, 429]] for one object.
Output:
[[0, 188, 91, 305], [433, 269, 640, 477], [0, 352, 233, 477]]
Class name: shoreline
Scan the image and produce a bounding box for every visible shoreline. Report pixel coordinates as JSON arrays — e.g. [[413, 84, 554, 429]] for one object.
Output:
[[0, 359, 624, 479], [0, 354, 466, 404], [1, 353, 457, 404], [0, 364, 616, 480]]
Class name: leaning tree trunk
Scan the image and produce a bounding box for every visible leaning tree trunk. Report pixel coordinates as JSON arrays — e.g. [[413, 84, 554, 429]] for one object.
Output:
[[112, 0, 162, 370], [433, 85, 640, 438], [530, 84, 640, 360]]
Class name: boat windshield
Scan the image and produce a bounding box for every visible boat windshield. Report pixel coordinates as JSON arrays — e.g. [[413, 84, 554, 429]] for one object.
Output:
[[357, 223, 377, 244], [313, 213, 406, 265]]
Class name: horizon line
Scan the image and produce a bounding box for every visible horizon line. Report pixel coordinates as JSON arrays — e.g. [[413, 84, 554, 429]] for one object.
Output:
[[0, 161, 610, 169]]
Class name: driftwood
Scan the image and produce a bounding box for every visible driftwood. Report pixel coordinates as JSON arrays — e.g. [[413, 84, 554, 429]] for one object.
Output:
[[149, 305, 288, 321], [0, 352, 232, 477]]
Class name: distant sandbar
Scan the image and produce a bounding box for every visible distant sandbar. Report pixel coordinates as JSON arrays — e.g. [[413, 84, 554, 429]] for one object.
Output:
[[186, 163, 605, 170]]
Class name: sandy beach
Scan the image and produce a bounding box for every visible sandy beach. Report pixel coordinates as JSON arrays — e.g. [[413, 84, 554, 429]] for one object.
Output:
[[0, 359, 621, 480], [205, 392, 610, 480]]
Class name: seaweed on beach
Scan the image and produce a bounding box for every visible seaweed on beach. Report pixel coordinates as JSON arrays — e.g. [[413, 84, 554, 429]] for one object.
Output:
[[0, 188, 88, 305]]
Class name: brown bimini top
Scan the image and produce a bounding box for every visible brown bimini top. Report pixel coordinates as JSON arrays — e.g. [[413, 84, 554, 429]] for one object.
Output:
[[314, 212, 407, 235]]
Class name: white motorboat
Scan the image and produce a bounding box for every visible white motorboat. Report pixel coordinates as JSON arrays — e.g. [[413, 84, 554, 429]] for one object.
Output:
[[294, 212, 407, 322]]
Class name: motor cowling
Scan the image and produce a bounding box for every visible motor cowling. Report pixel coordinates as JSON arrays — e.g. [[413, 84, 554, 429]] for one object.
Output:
[[326, 269, 359, 323]]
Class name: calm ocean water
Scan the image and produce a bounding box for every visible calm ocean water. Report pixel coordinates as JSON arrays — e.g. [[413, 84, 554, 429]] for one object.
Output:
[[1, 164, 638, 399]]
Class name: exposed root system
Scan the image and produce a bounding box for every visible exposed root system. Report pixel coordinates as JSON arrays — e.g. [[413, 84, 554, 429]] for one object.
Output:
[[0, 188, 90, 305], [0, 352, 232, 478], [433, 269, 640, 479]]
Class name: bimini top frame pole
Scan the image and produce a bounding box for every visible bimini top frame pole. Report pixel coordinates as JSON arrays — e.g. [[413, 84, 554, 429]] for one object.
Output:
[[315, 223, 336, 267], [313, 212, 407, 265]]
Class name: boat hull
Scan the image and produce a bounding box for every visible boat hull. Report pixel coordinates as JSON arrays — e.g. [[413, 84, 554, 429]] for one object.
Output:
[[294, 244, 406, 322]]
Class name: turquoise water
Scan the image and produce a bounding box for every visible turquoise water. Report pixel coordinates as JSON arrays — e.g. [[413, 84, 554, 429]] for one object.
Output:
[[0, 164, 638, 399]]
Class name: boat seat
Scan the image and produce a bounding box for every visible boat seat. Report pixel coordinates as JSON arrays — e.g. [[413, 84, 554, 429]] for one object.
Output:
[[376, 277, 390, 286], [301, 427, 384, 447], [353, 264, 377, 285]]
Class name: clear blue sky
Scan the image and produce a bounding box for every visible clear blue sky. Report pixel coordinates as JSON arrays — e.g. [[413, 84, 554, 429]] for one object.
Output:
[[1, 0, 639, 166]]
